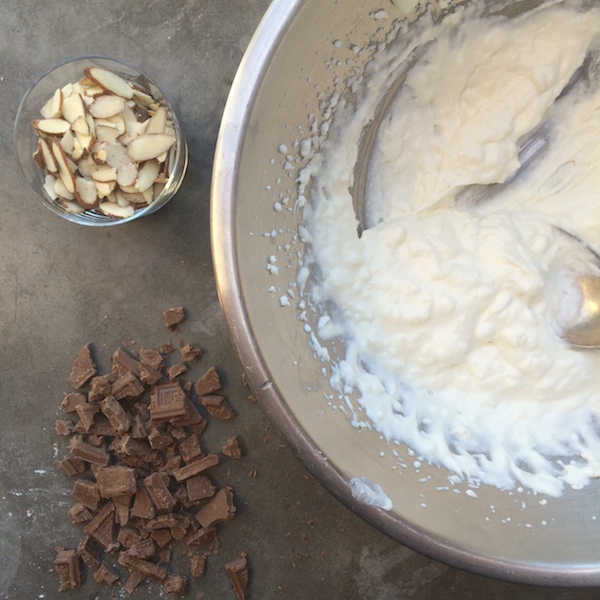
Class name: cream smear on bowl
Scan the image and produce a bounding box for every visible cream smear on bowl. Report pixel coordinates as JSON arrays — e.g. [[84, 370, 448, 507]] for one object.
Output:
[[300, 0, 600, 497]]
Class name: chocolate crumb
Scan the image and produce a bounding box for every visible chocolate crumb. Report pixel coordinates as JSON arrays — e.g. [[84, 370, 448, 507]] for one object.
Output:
[[67, 343, 97, 389], [162, 307, 185, 330], [160, 340, 174, 354], [55, 420, 74, 436], [225, 555, 249, 600]]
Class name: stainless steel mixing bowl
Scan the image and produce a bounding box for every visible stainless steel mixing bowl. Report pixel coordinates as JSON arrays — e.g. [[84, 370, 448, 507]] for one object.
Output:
[[211, 0, 600, 585]]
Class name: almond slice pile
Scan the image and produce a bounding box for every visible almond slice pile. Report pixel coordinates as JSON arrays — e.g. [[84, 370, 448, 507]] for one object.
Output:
[[32, 66, 178, 219]]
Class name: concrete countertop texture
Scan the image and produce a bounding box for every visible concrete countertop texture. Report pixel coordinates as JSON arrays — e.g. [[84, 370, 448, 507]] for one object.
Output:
[[1, 1, 599, 599]]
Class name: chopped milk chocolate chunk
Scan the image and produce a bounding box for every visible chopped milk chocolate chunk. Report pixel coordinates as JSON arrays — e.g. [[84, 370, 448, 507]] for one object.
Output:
[[146, 513, 178, 530], [200, 395, 235, 420], [178, 434, 203, 464], [196, 488, 235, 529], [171, 514, 191, 540], [78, 535, 102, 570], [159, 548, 172, 564], [94, 560, 119, 585], [55, 420, 74, 436], [61, 392, 87, 413], [167, 362, 188, 380], [88, 374, 113, 403], [117, 527, 143, 549], [150, 382, 188, 423], [151, 528, 173, 548], [75, 402, 100, 431], [67, 343, 97, 389], [112, 372, 144, 400], [54, 547, 82, 592], [225, 555, 249, 600], [162, 307, 185, 330], [84, 502, 118, 552], [139, 347, 164, 371], [69, 435, 110, 465], [144, 472, 177, 512], [186, 475, 216, 503], [130, 413, 149, 439], [140, 362, 163, 386], [59, 457, 87, 476], [130, 537, 156, 559], [222, 436, 242, 459], [113, 494, 132, 526], [118, 552, 167, 581], [160, 340, 174, 354], [173, 453, 219, 482], [189, 553, 206, 577], [101, 395, 131, 434], [112, 348, 141, 378], [123, 571, 145, 594], [96, 466, 137, 498], [195, 366, 221, 396], [180, 343, 202, 362], [67, 503, 95, 525], [185, 527, 217, 546], [148, 426, 173, 450], [84, 414, 118, 437], [71, 478, 101, 510], [163, 573, 187, 595], [131, 486, 156, 520]]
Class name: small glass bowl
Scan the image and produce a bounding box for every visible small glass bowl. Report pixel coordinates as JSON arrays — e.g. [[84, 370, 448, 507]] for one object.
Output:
[[14, 56, 188, 226]]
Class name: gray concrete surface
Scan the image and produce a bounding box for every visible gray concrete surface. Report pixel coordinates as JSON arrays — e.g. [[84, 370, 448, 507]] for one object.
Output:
[[1, 1, 600, 599]]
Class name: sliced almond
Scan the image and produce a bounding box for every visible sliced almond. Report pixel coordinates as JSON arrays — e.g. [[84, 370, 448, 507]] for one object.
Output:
[[39, 138, 57, 173], [116, 162, 138, 187], [60, 129, 75, 156], [83, 85, 105, 98], [75, 176, 99, 209], [43, 174, 59, 200], [32, 118, 70, 135], [115, 189, 147, 206], [132, 88, 154, 108], [91, 166, 117, 183], [61, 93, 86, 124], [33, 141, 45, 169], [40, 88, 63, 119], [135, 159, 160, 193], [84, 67, 134, 99], [95, 180, 116, 198], [118, 118, 147, 146], [77, 154, 98, 178], [62, 200, 85, 214], [99, 200, 135, 219], [145, 106, 167, 134], [54, 174, 75, 200], [51, 140, 75, 194], [95, 124, 121, 144], [71, 136, 84, 161], [88, 94, 126, 119], [141, 185, 154, 204], [127, 133, 175, 162], [104, 142, 131, 169]]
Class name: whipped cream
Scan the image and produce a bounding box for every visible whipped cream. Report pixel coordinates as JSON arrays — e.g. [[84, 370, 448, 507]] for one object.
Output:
[[303, 1, 600, 496]]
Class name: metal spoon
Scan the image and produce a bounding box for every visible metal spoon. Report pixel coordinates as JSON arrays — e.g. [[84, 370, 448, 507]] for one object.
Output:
[[562, 276, 600, 349]]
